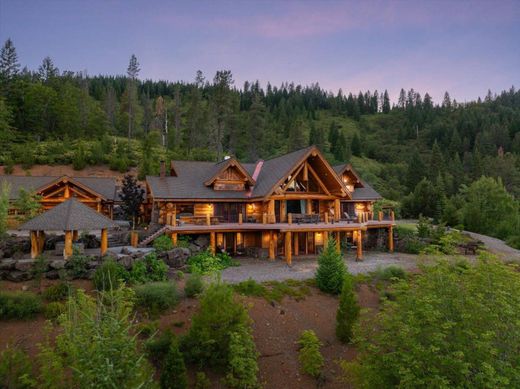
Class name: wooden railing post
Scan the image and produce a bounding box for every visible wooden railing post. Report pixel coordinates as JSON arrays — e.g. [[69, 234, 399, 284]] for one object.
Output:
[[206, 214, 211, 226], [262, 212, 267, 224], [378, 211, 383, 221], [288, 213, 292, 225], [210, 232, 216, 254], [324, 212, 329, 224], [357, 213, 362, 223], [391, 211, 395, 221], [238, 213, 243, 225]]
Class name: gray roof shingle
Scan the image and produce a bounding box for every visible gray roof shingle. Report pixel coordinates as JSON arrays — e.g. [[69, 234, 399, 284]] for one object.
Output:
[[18, 198, 119, 231], [0, 176, 118, 200], [333, 164, 382, 200]]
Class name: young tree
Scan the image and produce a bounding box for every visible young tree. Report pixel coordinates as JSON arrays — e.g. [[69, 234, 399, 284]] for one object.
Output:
[[429, 140, 444, 181], [351, 133, 362, 157], [38, 56, 59, 81], [119, 174, 145, 228], [15, 188, 42, 222], [336, 273, 360, 343], [382, 90, 391, 114], [224, 327, 260, 389], [247, 93, 266, 161], [315, 238, 346, 294], [0, 38, 20, 82], [211, 70, 234, 161], [298, 330, 324, 379], [160, 338, 188, 389]]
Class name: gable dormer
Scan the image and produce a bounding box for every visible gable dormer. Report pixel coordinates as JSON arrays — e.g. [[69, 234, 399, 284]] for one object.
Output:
[[204, 158, 255, 191]]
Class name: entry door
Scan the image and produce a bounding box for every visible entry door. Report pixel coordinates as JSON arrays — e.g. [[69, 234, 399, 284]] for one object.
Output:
[[215, 203, 245, 223]]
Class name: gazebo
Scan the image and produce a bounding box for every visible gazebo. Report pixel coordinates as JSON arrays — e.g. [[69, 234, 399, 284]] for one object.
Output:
[[19, 198, 119, 259]]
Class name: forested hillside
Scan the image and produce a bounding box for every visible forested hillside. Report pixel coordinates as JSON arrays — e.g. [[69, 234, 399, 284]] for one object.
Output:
[[0, 39, 519, 245]]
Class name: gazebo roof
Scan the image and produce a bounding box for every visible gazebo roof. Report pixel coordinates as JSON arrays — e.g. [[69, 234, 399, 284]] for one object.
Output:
[[19, 198, 119, 231]]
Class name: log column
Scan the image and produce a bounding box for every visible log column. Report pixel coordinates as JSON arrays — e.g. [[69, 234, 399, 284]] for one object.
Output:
[[285, 231, 292, 266], [72, 230, 79, 241], [388, 226, 394, 252], [171, 232, 178, 246], [323, 231, 329, 247], [100, 228, 108, 256], [210, 232, 216, 254], [335, 231, 341, 253], [30, 231, 39, 259], [356, 230, 363, 261], [64, 230, 73, 260], [294, 233, 299, 256], [268, 231, 276, 260], [334, 199, 341, 222]]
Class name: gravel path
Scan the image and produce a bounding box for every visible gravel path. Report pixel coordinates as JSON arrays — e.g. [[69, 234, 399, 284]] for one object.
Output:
[[463, 231, 520, 261], [221, 252, 418, 283]]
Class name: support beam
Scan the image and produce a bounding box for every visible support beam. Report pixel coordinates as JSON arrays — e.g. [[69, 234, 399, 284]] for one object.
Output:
[[378, 211, 383, 221], [280, 200, 287, 222], [334, 199, 341, 222], [37, 231, 45, 255], [335, 231, 341, 253], [285, 231, 292, 266], [100, 228, 108, 256], [30, 231, 39, 259], [130, 231, 139, 247], [72, 230, 79, 241], [171, 232, 178, 247], [268, 199, 275, 223], [210, 232, 216, 254], [306, 200, 312, 215], [288, 213, 292, 225], [269, 231, 275, 260], [356, 230, 363, 261], [294, 233, 299, 256], [64, 230, 73, 260], [388, 226, 394, 252], [238, 213, 243, 225], [206, 214, 211, 226]]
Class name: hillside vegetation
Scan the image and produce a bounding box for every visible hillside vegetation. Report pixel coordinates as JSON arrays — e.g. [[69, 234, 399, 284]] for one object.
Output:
[[0, 39, 519, 245]]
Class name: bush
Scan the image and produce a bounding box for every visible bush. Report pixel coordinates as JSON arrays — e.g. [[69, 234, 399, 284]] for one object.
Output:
[[0, 291, 42, 319], [187, 250, 239, 274], [344, 258, 520, 388], [128, 253, 168, 284], [184, 273, 204, 298], [153, 234, 173, 253], [194, 372, 211, 389], [93, 259, 129, 291], [298, 330, 324, 379], [336, 274, 360, 343], [315, 238, 346, 294], [136, 320, 158, 338], [160, 338, 188, 389], [43, 301, 66, 321], [146, 329, 176, 366], [232, 278, 266, 297], [42, 282, 72, 302], [0, 345, 34, 389], [134, 282, 178, 314], [372, 265, 407, 282], [181, 282, 250, 367], [66, 252, 90, 279], [224, 326, 260, 389]]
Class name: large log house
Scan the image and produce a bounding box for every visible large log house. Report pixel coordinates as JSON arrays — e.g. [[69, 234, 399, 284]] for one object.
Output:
[[146, 146, 394, 263]]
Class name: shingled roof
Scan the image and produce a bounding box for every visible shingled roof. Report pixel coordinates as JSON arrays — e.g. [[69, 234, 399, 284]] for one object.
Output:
[[18, 198, 119, 231], [0, 175, 118, 200], [333, 164, 382, 200]]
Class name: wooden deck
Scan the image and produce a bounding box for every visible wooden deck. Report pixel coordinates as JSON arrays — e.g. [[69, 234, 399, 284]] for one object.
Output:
[[163, 219, 394, 234]]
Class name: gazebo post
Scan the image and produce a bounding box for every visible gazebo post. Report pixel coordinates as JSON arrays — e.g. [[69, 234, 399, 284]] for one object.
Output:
[[64, 230, 73, 260], [30, 231, 39, 259], [100, 228, 108, 256], [72, 230, 79, 241], [38, 230, 46, 255]]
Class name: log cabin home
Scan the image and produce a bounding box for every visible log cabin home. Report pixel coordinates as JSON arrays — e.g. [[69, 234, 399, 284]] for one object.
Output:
[[145, 146, 395, 263], [0, 175, 118, 225]]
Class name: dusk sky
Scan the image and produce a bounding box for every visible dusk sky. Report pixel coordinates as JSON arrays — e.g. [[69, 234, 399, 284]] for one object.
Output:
[[1, 0, 519, 103]]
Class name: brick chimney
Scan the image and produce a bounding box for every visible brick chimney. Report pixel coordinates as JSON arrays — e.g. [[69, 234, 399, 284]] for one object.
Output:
[[160, 161, 166, 178]]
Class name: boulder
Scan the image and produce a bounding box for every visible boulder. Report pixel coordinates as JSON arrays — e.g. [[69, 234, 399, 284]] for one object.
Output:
[[45, 270, 61, 280], [12, 251, 24, 260], [193, 235, 209, 248], [6, 271, 31, 282], [0, 249, 4, 259], [189, 243, 201, 254], [118, 255, 135, 269], [0, 259, 16, 270], [164, 247, 191, 268], [121, 247, 132, 255], [50, 260, 66, 270], [15, 259, 34, 272]]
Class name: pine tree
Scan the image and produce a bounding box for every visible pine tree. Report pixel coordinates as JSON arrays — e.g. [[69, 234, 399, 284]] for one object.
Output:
[[398, 88, 406, 109], [335, 132, 348, 162], [406, 150, 426, 191], [429, 140, 444, 181], [351, 133, 362, 157], [120, 174, 145, 228], [212, 70, 234, 161], [0, 38, 20, 82], [315, 239, 346, 295], [160, 339, 188, 389], [336, 273, 360, 343], [308, 122, 325, 151], [287, 118, 307, 152], [382, 90, 391, 114], [38, 56, 59, 81], [442, 91, 452, 109], [126, 54, 140, 140], [224, 327, 259, 389], [247, 93, 266, 161]]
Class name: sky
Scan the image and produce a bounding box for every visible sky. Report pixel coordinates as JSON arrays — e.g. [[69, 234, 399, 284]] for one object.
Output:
[[1, 0, 519, 103]]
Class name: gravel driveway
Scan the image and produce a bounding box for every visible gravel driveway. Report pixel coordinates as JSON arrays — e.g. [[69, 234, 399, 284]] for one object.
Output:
[[221, 252, 418, 283], [463, 231, 520, 261]]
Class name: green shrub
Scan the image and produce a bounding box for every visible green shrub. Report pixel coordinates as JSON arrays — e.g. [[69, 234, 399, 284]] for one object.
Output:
[[136, 321, 158, 338], [43, 301, 66, 321], [372, 265, 407, 282], [298, 330, 324, 379], [224, 326, 260, 389], [184, 273, 204, 297], [93, 259, 128, 291], [336, 274, 360, 343], [42, 282, 72, 302], [194, 372, 211, 389], [66, 252, 90, 279], [315, 238, 346, 294], [181, 282, 250, 367], [344, 259, 520, 388], [134, 282, 178, 314], [175, 270, 184, 280], [146, 329, 176, 366], [128, 253, 168, 284], [262, 279, 311, 303], [187, 250, 239, 274], [160, 338, 188, 389], [0, 345, 34, 389], [0, 291, 42, 319], [233, 278, 266, 297], [153, 234, 173, 253]]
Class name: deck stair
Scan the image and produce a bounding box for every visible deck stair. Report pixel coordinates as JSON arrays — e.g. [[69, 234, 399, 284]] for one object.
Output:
[[138, 224, 172, 247]]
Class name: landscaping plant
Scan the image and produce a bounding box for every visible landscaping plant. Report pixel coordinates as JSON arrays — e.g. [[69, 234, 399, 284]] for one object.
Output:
[[0, 291, 42, 319], [0, 345, 34, 389], [42, 281, 73, 302], [184, 273, 204, 297], [224, 326, 260, 389], [336, 274, 360, 343], [315, 238, 346, 294], [153, 234, 173, 253], [93, 258, 128, 290], [160, 338, 188, 389], [298, 330, 324, 379], [343, 256, 520, 388], [134, 281, 179, 315]]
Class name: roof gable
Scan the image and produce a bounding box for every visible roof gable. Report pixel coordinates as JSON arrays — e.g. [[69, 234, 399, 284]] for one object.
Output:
[[204, 158, 255, 191]]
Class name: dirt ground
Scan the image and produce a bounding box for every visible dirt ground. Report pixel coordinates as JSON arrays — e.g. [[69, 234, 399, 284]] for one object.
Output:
[[0, 278, 380, 389]]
